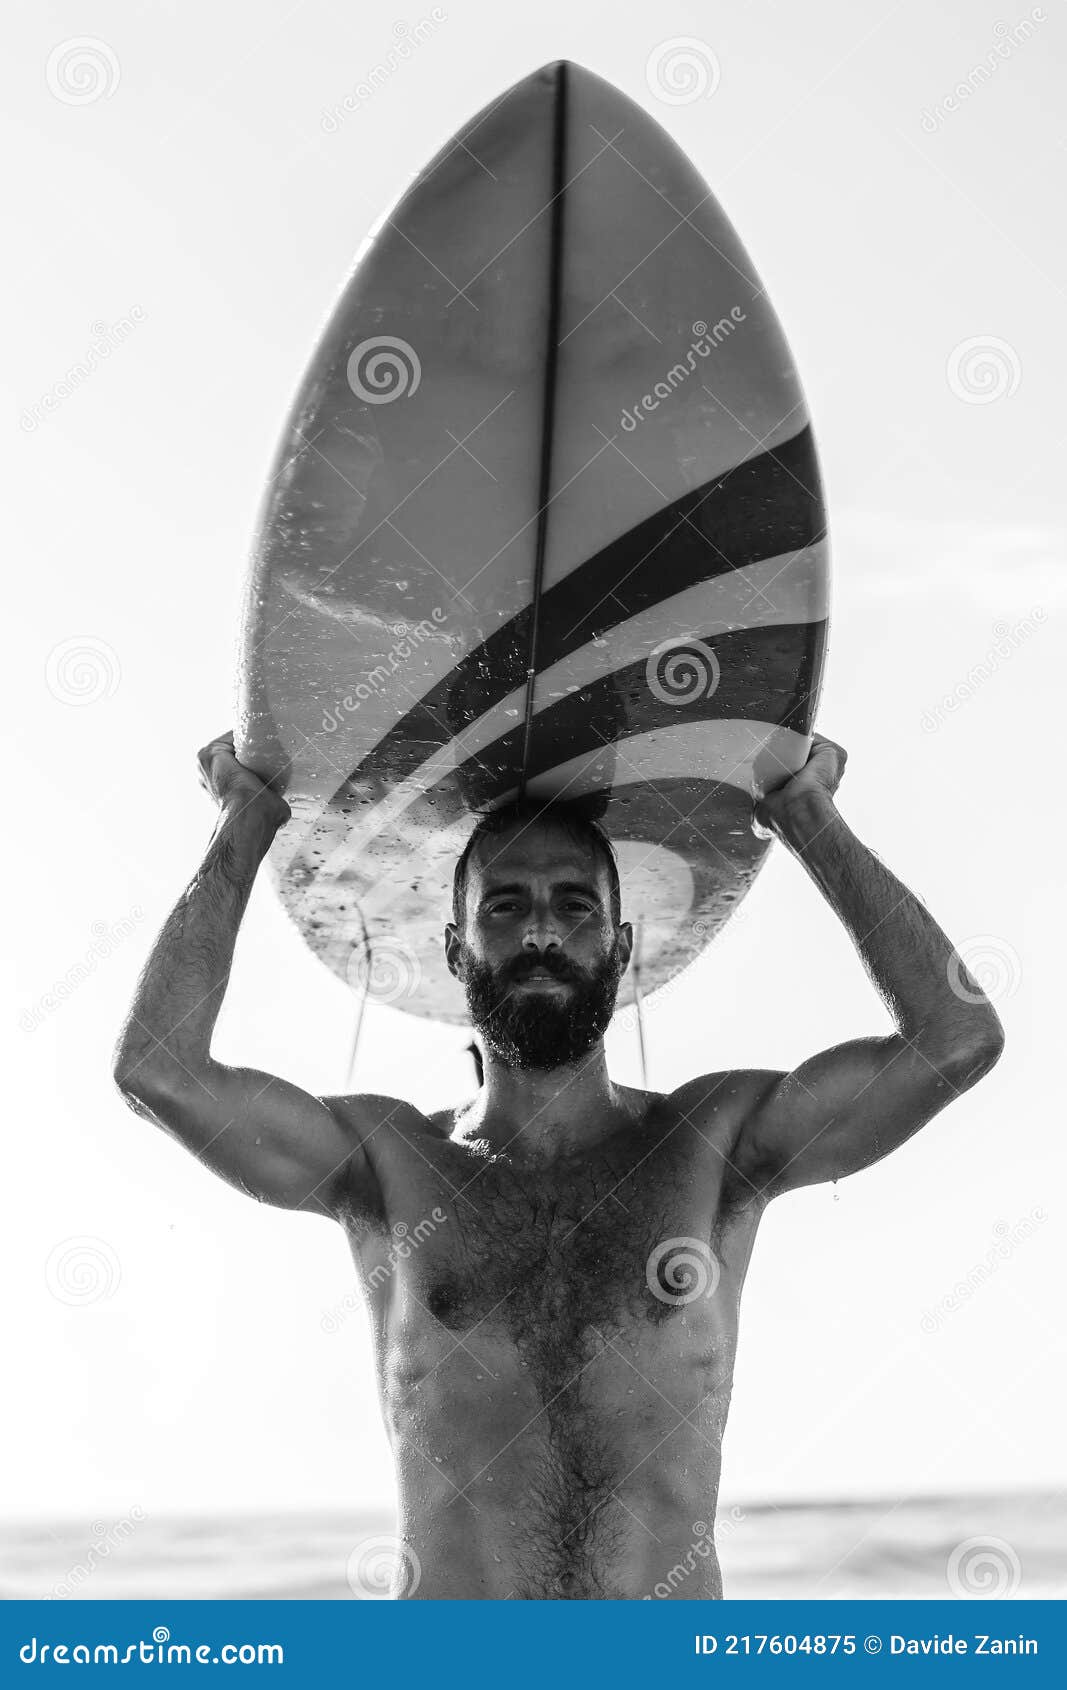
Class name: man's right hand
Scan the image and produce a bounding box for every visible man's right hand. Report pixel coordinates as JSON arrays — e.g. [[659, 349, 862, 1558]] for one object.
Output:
[[197, 730, 291, 829]]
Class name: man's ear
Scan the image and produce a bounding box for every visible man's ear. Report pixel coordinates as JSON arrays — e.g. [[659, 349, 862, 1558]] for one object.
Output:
[[617, 920, 634, 974], [444, 921, 463, 981]]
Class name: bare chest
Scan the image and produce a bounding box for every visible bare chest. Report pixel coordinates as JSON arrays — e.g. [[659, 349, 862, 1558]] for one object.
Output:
[[351, 1110, 754, 1345]]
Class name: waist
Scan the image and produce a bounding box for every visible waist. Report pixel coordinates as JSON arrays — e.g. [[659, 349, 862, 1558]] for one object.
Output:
[[393, 1486, 724, 1600]]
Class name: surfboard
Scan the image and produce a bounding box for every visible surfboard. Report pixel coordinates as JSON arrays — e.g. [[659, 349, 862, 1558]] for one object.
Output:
[[236, 60, 829, 1024]]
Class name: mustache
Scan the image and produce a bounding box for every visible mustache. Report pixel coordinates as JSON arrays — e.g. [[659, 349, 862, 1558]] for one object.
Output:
[[508, 957, 580, 983]]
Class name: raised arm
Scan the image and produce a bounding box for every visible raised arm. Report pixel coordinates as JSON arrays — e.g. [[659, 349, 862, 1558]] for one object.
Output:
[[686, 736, 1005, 1202], [112, 732, 382, 1218]]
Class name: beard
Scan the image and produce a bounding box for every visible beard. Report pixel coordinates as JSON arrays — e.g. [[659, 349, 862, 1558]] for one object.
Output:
[[459, 943, 625, 1071]]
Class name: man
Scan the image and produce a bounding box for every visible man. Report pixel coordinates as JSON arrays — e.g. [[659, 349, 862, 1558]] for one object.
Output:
[[114, 730, 1004, 1600]]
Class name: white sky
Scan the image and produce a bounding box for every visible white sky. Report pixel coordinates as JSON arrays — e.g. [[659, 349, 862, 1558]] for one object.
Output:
[[4, 0, 1064, 1522]]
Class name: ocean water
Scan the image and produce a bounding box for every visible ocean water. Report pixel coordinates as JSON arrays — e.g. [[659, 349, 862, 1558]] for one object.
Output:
[[3, 1493, 1064, 1601]]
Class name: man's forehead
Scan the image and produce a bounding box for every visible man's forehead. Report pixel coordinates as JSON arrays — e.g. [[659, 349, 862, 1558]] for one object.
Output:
[[468, 825, 605, 888]]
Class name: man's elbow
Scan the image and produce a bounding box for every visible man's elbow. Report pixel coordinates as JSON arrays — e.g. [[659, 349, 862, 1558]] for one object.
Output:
[[113, 1057, 163, 1117], [112, 1047, 184, 1116], [943, 1019, 1006, 1088]]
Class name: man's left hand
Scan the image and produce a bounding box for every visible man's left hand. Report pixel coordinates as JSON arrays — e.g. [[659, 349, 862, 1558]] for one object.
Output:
[[753, 733, 847, 838]]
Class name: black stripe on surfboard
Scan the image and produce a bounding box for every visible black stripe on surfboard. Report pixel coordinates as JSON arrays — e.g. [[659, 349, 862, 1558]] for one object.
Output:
[[327, 424, 824, 803], [518, 60, 568, 802], [322, 614, 824, 830], [441, 617, 828, 811]]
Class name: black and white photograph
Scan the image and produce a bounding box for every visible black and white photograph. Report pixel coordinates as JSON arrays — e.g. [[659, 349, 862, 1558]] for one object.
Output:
[[6, 0, 1065, 1640]]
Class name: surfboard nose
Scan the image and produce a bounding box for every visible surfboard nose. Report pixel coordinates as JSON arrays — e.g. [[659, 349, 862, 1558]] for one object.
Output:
[[517, 59, 593, 90]]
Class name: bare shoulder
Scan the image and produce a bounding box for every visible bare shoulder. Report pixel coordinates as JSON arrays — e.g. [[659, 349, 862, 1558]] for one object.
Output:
[[312, 1092, 447, 1221], [320, 1092, 442, 1143], [669, 1070, 782, 1136]]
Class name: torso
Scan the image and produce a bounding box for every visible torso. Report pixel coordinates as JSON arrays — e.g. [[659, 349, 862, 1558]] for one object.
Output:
[[336, 1078, 768, 1599]]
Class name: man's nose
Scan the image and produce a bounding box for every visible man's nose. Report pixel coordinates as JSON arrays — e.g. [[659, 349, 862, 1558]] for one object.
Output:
[[521, 917, 562, 952]]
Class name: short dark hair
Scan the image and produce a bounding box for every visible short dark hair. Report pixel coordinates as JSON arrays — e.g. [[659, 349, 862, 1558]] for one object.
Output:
[[451, 796, 622, 928]]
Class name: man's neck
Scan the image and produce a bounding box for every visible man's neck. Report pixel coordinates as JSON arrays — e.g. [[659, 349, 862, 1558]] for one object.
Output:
[[456, 1044, 630, 1158]]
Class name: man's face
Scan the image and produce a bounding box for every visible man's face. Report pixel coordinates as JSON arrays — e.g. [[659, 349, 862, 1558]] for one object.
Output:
[[446, 821, 631, 1071]]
